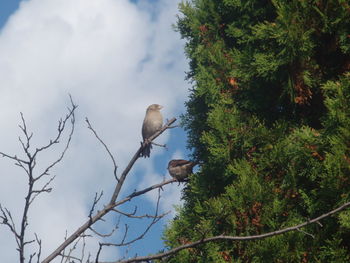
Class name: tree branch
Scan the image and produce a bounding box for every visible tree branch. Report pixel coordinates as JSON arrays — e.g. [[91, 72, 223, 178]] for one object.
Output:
[[86, 119, 119, 182], [109, 117, 176, 204], [42, 178, 177, 263], [111, 201, 350, 263], [0, 96, 77, 263]]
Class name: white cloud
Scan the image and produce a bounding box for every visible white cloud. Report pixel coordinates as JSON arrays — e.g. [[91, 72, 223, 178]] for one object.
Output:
[[0, 0, 188, 261]]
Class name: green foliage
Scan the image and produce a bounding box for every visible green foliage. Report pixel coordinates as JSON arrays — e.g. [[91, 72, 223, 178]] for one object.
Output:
[[164, 0, 350, 262]]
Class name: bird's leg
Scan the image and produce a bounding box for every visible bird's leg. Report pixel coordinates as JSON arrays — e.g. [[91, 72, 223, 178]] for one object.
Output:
[[142, 138, 151, 147]]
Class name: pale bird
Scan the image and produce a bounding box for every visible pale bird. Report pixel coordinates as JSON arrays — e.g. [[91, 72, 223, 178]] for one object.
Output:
[[140, 104, 163, 158]]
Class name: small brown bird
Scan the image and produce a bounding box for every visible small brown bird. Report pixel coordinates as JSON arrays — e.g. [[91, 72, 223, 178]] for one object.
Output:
[[140, 104, 163, 158], [168, 159, 197, 181]]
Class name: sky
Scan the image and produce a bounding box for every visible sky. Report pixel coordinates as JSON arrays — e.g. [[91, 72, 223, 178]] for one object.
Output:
[[0, 0, 191, 262]]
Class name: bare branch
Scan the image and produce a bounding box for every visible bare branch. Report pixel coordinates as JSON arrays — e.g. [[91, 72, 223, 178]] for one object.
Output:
[[42, 117, 176, 262], [81, 234, 87, 262], [94, 223, 130, 263], [0, 152, 28, 164], [32, 95, 77, 158], [89, 224, 118, 238], [30, 176, 56, 205], [112, 208, 168, 219], [59, 233, 91, 263], [86, 118, 119, 182], [109, 117, 176, 205], [35, 233, 42, 263], [114, 188, 168, 247], [296, 228, 315, 239], [8, 114, 176, 263], [18, 112, 33, 155], [0, 96, 77, 263], [151, 141, 167, 149], [28, 252, 36, 263], [34, 100, 76, 182], [113, 206, 137, 217], [111, 201, 350, 263], [14, 159, 31, 176], [95, 188, 170, 262], [167, 125, 179, 129], [0, 204, 21, 243], [120, 224, 129, 245], [95, 243, 105, 263], [23, 239, 36, 246], [42, 178, 177, 263], [89, 192, 104, 220]]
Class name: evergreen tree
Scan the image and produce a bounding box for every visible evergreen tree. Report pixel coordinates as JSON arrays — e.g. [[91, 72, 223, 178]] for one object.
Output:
[[163, 0, 350, 262]]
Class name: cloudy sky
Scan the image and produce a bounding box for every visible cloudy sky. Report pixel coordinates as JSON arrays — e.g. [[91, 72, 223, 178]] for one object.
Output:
[[0, 0, 190, 261]]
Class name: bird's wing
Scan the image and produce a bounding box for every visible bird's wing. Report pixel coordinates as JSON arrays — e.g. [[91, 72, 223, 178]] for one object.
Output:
[[172, 159, 192, 167]]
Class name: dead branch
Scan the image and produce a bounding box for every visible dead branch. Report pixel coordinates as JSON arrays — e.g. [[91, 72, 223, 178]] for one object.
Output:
[[0, 204, 21, 244], [112, 208, 167, 219], [89, 192, 104, 220], [41, 118, 176, 262], [94, 188, 170, 262], [32, 95, 76, 158], [86, 119, 119, 182], [115, 189, 169, 247], [109, 118, 176, 205], [34, 98, 76, 182], [94, 194, 170, 261], [35, 234, 42, 263], [42, 177, 177, 263], [0, 97, 77, 263], [0, 152, 28, 164], [108, 201, 350, 263], [59, 233, 91, 263], [151, 141, 167, 149], [113, 189, 168, 247], [30, 175, 56, 205], [2, 105, 175, 262], [89, 225, 118, 238]]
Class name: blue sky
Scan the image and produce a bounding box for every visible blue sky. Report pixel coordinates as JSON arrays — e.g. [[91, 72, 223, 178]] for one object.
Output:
[[0, 0, 191, 261], [0, 0, 21, 28]]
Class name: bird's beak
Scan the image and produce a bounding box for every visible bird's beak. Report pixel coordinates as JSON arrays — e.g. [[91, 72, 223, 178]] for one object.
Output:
[[158, 105, 164, 110]]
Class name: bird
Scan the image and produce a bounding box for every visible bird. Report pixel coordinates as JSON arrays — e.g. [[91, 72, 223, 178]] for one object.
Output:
[[140, 104, 163, 158], [167, 159, 197, 181]]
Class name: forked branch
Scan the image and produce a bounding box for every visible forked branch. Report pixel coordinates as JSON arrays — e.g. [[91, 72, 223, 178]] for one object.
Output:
[[0, 96, 77, 263], [42, 117, 177, 263]]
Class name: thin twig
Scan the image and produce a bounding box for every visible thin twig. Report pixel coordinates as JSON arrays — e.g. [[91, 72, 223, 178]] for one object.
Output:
[[112, 208, 168, 219], [0, 152, 28, 164], [89, 192, 104, 220], [35, 233, 42, 263], [86, 119, 119, 182], [34, 101, 76, 182], [89, 225, 118, 238], [32, 95, 76, 158]]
